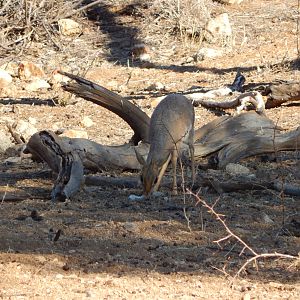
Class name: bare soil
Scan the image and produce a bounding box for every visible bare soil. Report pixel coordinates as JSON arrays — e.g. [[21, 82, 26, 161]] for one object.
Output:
[[0, 1, 300, 299]]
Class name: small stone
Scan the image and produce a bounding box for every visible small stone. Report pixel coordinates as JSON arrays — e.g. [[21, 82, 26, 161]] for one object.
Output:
[[123, 222, 138, 233], [243, 293, 251, 300], [55, 274, 64, 279], [268, 282, 283, 288], [219, 0, 244, 4], [12, 120, 38, 141], [196, 47, 224, 61], [59, 129, 88, 139], [0, 130, 14, 154], [85, 290, 94, 298], [62, 263, 70, 271], [225, 163, 251, 176], [4, 157, 22, 164], [49, 70, 70, 85], [28, 117, 37, 125], [205, 13, 232, 42], [0, 62, 19, 77], [24, 79, 50, 92], [128, 194, 145, 201], [261, 212, 274, 224], [131, 43, 151, 62], [18, 61, 45, 80], [58, 19, 82, 36], [146, 82, 165, 91], [0, 69, 13, 88], [186, 56, 194, 63], [80, 116, 94, 128]]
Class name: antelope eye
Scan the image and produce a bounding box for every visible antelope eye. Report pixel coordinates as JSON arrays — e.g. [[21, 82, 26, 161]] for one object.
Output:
[[154, 177, 158, 184], [140, 175, 143, 183]]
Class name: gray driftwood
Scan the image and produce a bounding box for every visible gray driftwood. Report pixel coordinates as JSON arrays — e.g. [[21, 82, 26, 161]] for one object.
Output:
[[24, 72, 300, 200], [187, 75, 300, 110]]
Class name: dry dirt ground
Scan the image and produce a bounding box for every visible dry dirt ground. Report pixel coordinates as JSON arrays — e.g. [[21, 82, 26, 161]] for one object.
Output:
[[0, 0, 300, 299]]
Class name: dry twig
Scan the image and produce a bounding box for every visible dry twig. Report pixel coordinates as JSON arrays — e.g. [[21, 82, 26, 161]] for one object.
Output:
[[189, 191, 299, 287]]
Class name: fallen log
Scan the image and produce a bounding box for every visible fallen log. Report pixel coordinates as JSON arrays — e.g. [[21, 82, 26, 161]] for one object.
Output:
[[24, 72, 300, 200]]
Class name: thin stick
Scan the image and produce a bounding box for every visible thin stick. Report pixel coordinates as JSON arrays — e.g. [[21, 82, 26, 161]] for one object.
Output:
[[189, 190, 299, 287], [42, 22, 62, 51], [230, 253, 296, 286], [63, 0, 103, 19], [1, 185, 9, 206]]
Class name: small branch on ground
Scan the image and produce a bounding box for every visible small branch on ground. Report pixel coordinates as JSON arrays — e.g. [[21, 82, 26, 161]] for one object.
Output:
[[189, 190, 299, 287]]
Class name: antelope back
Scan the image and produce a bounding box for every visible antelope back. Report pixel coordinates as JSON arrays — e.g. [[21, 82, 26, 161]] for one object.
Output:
[[148, 94, 195, 157]]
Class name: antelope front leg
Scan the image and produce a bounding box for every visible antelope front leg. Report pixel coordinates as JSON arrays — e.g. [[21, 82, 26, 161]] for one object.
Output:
[[171, 149, 178, 195], [153, 154, 171, 192], [189, 143, 195, 185]]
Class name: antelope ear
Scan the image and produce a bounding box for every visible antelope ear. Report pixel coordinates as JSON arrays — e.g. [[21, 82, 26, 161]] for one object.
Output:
[[134, 148, 146, 166]]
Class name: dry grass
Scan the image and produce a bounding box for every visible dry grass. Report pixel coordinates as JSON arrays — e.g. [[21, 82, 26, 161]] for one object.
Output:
[[150, 0, 214, 42], [0, 0, 86, 57]]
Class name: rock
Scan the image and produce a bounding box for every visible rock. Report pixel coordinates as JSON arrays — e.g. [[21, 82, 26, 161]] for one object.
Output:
[[18, 61, 45, 80], [261, 212, 274, 224], [205, 13, 232, 43], [6, 145, 22, 157], [225, 163, 251, 176], [58, 19, 82, 36], [80, 116, 94, 128], [146, 82, 165, 91], [242, 293, 251, 300], [49, 70, 70, 85], [185, 56, 194, 63], [196, 47, 224, 61], [59, 129, 88, 139], [128, 194, 145, 201], [0, 69, 13, 89], [0, 62, 18, 77], [28, 117, 37, 125], [123, 222, 139, 232], [4, 157, 22, 164], [131, 43, 151, 62], [0, 129, 14, 154], [12, 120, 38, 141], [218, 0, 244, 4], [24, 79, 51, 92], [36, 255, 47, 264]]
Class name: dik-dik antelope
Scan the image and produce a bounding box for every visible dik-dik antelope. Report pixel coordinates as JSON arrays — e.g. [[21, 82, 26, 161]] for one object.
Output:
[[135, 94, 195, 196]]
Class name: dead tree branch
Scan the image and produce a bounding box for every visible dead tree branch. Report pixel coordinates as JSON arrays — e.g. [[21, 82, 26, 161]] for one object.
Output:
[[190, 191, 299, 286], [22, 72, 300, 199], [59, 71, 150, 144]]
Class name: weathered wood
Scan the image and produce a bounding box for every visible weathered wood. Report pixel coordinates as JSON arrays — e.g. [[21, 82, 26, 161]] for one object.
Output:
[[23, 72, 300, 199], [59, 71, 150, 144], [197, 173, 300, 196], [266, 81, 300, 108], [25, 131, 84, 201], [188, 77, 300, 110], [193, 112, 300, 168]]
